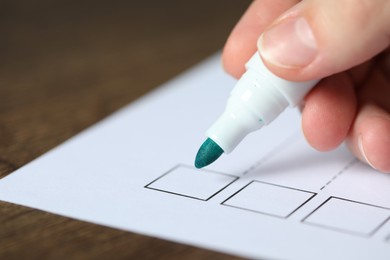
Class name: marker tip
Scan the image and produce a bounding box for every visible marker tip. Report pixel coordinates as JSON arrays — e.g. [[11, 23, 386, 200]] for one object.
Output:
[[195, 138, 224, 168]]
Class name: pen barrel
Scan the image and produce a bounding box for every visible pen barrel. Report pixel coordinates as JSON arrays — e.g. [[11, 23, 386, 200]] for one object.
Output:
[[230, 69, 289, 124], [207, 99, 263, 154], [206, 52, 320, 154], [246, 53, 319, 108]]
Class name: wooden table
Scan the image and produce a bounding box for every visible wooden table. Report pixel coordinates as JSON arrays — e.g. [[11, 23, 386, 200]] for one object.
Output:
[[0, 0, 250, 258]]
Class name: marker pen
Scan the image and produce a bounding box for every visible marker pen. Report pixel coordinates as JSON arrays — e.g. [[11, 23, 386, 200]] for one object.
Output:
[[194, 52, 320, 168]]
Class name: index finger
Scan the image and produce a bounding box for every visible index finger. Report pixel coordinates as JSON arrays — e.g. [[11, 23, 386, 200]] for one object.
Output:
[[222, 0, 299, 78]]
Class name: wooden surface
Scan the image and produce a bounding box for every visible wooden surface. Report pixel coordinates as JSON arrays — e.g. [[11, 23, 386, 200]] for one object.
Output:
[[0, 0, 251, 259]]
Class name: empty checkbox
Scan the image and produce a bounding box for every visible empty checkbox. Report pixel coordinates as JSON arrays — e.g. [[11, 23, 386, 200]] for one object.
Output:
[[145, 165, 238, 201], [303, 197, 390, 237], [222, 181, 315, 218]]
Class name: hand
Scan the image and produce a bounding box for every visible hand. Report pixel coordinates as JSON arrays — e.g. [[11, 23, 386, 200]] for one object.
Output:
[[222, 0, 390, 172]]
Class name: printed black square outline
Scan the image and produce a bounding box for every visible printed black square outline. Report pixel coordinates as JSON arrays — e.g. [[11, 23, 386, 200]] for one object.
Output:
[[144, 164, 239, 201], [302, 196, 390, 238], [221, 180, 316, 219]]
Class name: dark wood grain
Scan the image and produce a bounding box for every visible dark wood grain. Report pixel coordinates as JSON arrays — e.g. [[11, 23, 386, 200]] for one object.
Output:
[[0, 0, 250, 259]]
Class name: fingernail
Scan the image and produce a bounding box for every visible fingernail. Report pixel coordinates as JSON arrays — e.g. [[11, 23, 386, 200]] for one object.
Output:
[[358, 135, 377, 170], [259, 17, 318, 68]]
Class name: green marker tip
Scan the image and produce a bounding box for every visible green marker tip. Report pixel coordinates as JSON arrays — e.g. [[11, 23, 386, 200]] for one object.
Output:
[[195, 138, 224, 168]]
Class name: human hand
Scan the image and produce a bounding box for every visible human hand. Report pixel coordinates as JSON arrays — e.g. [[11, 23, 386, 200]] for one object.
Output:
[[222, 0, 390, 172]]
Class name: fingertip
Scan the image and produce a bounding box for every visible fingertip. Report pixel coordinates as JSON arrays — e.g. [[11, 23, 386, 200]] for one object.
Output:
[[221, 1, 263, 78], [222, 37, 254, 79], [222, 0, 299, 79], [302, 74, 357, 151], [258, 0, 389, 82], [355, 108, 390, 173]]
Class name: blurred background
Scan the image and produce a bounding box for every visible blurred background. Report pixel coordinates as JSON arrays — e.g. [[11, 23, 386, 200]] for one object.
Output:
[[0, 0, 250, 258], [0, 0, 250, 172]]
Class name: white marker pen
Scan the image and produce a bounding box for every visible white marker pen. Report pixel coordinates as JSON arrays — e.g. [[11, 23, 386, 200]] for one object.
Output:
[[195, 52, 320, 168]]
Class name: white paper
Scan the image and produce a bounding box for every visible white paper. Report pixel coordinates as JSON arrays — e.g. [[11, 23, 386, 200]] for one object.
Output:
[[1, 54, 390, 259]]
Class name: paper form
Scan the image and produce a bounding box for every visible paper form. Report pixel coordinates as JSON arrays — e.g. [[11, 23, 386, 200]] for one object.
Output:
[[1, 54, 390, 259]]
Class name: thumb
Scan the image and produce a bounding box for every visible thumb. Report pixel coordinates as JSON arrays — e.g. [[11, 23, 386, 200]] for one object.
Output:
[[258, 0, 390, 81]]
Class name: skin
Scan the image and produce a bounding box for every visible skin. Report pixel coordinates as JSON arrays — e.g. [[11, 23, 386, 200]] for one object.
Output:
[[222, 0, 390, 173]]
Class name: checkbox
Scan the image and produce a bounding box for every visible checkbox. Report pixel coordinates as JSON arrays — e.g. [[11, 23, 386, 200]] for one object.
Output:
[[222, 181, 315, 218], [145, 165, 238, 201], [303, 197, 390, 237]]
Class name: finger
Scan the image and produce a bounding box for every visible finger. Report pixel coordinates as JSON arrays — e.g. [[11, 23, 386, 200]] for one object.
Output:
[[347, 104, 390, 173], [346, 69, 390, 173], [258, 0, 390, 81], [222, 0, 299, 78], [302, 73, 357, 151]]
